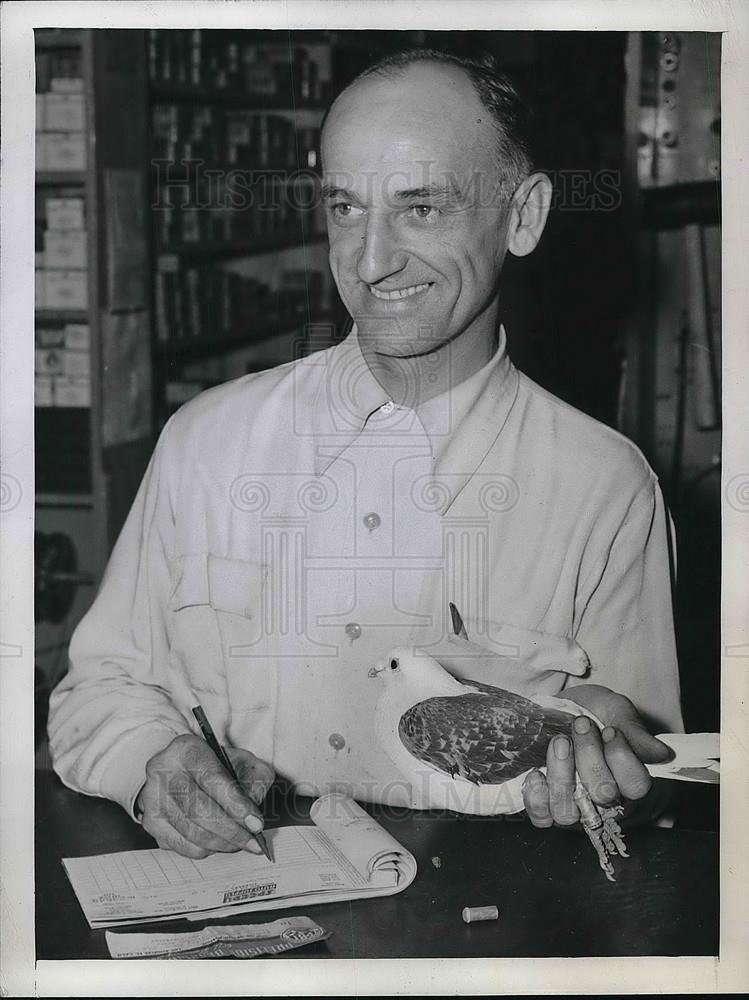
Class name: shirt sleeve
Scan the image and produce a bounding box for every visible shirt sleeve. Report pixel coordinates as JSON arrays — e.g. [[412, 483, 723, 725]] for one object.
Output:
[[47, 416, 193, 818], [569, 474, 685, 735]]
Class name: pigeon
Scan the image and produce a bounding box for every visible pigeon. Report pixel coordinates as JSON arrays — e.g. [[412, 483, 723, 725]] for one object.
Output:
[[372, 645, 629, 880]]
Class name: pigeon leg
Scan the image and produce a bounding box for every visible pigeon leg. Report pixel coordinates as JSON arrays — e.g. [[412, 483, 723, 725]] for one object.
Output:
[[599, 803, 629, 859], [572, 779, 628, 882]]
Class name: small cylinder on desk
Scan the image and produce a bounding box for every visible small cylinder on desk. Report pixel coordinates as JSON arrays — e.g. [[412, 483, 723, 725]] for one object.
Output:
[[462, 905, 499, 924]]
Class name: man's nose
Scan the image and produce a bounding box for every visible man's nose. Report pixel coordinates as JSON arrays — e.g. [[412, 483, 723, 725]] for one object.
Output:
[[355, 213, 408, 285]]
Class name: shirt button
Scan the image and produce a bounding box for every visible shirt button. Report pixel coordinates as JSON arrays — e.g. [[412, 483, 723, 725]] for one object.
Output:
[[380, 400, 395, 414], [363, 512, 381, 532], [345, 622, 362, 643], [328, 733, 346, 750]]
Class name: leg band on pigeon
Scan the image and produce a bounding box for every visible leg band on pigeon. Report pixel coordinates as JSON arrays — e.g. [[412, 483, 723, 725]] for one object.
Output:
[[573, 780, 629, 882]]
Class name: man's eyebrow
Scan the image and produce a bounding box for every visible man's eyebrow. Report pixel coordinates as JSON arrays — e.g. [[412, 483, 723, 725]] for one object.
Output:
[[392, 182, 463, 202], [320, 184, 360, 202]]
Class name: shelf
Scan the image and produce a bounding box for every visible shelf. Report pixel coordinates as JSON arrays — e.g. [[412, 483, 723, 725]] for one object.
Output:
[[34, 30, 84, 50], [35, 310, 89, 325], [156, 313, 309, 360], [36, 171, 87, 187], [157, 231, 326, 263], [36, 491, 94, 508], [150, 80, 327, 111]]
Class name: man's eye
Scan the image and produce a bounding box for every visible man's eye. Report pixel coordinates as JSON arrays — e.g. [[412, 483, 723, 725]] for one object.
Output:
[[330, 203, 364, 221], [409, 205, 439, 220]]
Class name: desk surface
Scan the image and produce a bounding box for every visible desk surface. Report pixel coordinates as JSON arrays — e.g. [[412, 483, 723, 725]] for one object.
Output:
[[35, 771, 718, 960]]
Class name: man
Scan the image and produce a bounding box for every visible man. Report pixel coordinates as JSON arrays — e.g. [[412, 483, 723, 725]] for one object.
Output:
[[48, 50, 682, 860]]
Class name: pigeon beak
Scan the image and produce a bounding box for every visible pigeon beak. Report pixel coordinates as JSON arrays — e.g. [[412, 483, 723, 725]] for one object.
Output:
[[368, 663, 386, 679]]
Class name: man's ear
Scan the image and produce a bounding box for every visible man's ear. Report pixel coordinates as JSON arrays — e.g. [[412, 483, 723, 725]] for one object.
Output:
[[506, 172, 552, 257]]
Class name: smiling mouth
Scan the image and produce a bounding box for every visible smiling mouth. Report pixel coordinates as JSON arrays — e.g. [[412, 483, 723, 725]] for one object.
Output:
[[368, 282, 432, 301]]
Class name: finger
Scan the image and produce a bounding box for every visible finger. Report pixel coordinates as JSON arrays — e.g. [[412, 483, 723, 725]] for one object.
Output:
[[165, 780, 261, 853], [545, 735, 580, 826], [616, 719, 675, 765], [190, 755, 266, 832], [571, 714, 619, 806], [141, 816, 211, 860], [522, 769, 553, 828], [228, 749, 275, 804], [602, 726, 652, 801], [140, 768, 252, 853]]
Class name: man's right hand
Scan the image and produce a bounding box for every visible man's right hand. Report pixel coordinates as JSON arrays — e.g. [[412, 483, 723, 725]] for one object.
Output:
[[136, 734, 275, 859]]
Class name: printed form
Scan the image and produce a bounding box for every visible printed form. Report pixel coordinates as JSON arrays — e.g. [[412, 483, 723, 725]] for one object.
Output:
[[62, 794, 417, 928]]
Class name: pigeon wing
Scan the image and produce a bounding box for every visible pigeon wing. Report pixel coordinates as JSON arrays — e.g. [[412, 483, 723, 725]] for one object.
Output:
[[398, 691, 575, 784]]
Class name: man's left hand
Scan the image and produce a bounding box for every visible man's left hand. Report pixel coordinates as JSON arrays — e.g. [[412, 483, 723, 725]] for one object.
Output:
[[522, 684, 674, 829]]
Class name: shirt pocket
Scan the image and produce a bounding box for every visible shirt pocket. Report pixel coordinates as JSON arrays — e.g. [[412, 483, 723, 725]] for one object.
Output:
[[167, 554, 271, 733], [169, 553, 266, 619]]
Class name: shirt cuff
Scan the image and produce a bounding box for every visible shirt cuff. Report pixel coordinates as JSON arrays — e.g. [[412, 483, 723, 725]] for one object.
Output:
[[97, 724, 187, 822]]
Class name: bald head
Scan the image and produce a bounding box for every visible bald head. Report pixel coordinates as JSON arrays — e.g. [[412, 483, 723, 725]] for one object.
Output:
[[322, 53, 531, 200]]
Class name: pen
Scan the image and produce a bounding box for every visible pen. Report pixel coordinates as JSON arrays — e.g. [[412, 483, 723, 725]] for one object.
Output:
[[191, 703, 273, 863]]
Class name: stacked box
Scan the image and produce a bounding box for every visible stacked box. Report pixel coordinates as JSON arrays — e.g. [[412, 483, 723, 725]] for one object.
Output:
[[37, 195, 87, 309], [34, 324, 91, 408], [45, 270, 88, 310], [55, 377, 91, 407], [35, 375, 55, 407], [36, 49, 85, 173], [45, 93, 85, 131], [46, 196, 85, 230]]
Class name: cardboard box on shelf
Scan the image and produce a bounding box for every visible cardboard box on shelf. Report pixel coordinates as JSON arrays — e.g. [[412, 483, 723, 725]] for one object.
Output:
[[35, 328, 66, 349], [63, 323, 90, 351], [36, 94, 46, 131], [35, 133, 49, 171], [60, 348, 91, 378], [50, 77, 84, 94], [35, 375, 55, 408], [46, 197, 85, 231], [46, 269, 88, 310], [55, 376, 91, 407], [45, 93, 85, 132], [45, 132, 86, 172], [35, 270, 47, 310], [35, 348, 65, 376], [45, 230, 87, 269]]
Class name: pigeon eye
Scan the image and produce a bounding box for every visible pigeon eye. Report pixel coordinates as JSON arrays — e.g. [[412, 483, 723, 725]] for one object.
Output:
[[390, 659, 398, 671]]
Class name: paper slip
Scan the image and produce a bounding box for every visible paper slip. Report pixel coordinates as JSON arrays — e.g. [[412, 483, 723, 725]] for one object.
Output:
[[106, 916, 330, 959], [647, 733, 720, 784]]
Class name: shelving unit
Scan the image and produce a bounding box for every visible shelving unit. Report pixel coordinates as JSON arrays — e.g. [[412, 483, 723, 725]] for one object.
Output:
[[35, 28, 100, 510], [150, 80, 327, 110], [34, 29, 155, 693], [146, 28, 337, 428], [36, 171, 87, 186], [621, 31, 721, 486], [155, 231, 327, 262], [35, 308, 90, 324]]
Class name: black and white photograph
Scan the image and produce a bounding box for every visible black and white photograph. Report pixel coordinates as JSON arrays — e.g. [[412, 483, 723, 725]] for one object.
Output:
[[1, 2, 747, 996]]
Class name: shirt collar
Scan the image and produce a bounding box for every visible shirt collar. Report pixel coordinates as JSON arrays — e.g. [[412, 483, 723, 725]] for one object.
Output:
[[311, 325, 519, 512]]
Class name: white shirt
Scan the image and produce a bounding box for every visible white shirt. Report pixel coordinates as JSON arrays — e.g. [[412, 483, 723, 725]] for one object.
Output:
[[48, 326, 684, 816]]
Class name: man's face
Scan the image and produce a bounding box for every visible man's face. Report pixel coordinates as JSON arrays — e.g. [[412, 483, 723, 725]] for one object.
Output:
[[321, 62, 513, 360]]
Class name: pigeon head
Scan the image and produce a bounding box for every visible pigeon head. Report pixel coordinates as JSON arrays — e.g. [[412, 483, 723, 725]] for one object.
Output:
[[370, 646, 464, 698]]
